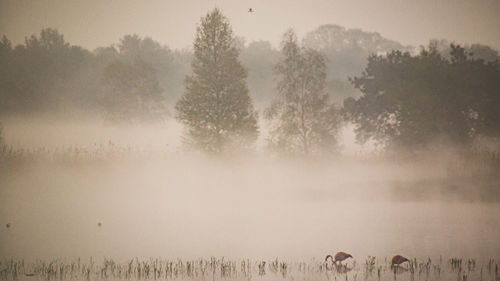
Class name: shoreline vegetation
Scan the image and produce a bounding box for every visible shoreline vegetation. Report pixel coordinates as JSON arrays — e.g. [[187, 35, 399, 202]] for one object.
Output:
[[1, 142, 499, 202], [0, 256, 498, 281]]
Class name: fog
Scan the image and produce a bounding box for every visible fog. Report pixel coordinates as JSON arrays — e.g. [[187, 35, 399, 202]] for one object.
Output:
[[2, 154, 500, 261], [1, 1, 500, 280], [1, 117, 500, 264]]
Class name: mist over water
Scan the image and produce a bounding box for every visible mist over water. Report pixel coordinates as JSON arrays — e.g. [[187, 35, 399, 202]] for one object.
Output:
[[1, 4, 500, 280], [1, 117, 499, 263]]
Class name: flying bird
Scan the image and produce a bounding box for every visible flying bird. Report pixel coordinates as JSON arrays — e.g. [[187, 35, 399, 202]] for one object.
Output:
[[325, 252, 353, 265], [391, 255, 410, 267]]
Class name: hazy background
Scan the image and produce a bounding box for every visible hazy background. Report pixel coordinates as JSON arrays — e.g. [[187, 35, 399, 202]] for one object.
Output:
[[1, 0, 500, 50], [1, 0, 500, 272], [2, 154, 500, 261]]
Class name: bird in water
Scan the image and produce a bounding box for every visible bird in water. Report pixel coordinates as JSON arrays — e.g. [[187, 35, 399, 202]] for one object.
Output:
[[391, 255, 409, 267], [325, 252, 353, 265], [248, 8, 254, 13]]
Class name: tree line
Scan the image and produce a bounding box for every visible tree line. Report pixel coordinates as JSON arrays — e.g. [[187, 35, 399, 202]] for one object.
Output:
[[0, 30, 191, 121], [1, 8, 499, 156], [344, 43, 500, 152]]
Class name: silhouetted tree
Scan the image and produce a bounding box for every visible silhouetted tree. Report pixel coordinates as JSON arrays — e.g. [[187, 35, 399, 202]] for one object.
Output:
[[0, 28, 93, 113], [0, 28, 193, 117], [265, 30, 342, 156], [101, 59, 165, 122], [345, 43, 500, 151], [113, 34, 191, 103], [239, 40, 280, 107], [303, 25, 411, 103], [428, 39, 500, 63], [0, 36, 13, 113], [0, 121, 4, 147], [175, 8, 258, 153]]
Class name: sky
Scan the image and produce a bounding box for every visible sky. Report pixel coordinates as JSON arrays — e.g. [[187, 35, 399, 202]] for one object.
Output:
[[1, 0, 499, 50]]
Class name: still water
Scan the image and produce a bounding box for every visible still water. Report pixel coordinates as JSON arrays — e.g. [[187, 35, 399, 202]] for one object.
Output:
[[1, 158, 499, 262]]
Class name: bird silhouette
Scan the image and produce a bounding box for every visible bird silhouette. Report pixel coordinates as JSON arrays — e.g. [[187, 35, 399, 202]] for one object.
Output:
[[325, 252, 353, 265], [391, 255, 409, 267], [248, 8, 254, 12]]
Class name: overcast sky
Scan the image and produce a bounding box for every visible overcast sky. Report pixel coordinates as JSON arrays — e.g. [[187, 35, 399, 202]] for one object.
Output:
[[1, 0, 499, 50]]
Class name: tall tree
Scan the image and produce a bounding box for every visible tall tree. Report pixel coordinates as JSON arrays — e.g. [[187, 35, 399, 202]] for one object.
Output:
[[265, 30, 342, 156], [175, 8, 258, 153]]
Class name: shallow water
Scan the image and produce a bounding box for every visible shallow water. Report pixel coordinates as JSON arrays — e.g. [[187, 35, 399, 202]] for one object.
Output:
[[1, 118, 499, 281], [1, 157, 499, 262]]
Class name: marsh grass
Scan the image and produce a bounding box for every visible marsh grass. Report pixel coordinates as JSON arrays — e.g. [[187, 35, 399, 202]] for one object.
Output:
[[1, 143, 499, 174], [2, 143, 499, 202], [0, 257, 498, 281]]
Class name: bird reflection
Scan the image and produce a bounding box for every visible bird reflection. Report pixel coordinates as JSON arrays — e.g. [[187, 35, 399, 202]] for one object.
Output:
[[335, 264, 354, 274], [392, 266, 409, 275]]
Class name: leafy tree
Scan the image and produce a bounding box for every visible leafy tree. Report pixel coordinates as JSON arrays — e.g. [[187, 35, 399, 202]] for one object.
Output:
[[175, 8, 258, 153], [0, 28, 193, 117], [345, 43, 500, 151], [112, 34, 191, 103], [468, 44, 500, 62], [0, 36, 13, 113], [94, 46, 120, 66], [239, 40, 280, 107], [0, 121, 4, 147], [303, 24, 411, 103], [101, 59, 165, 122], [428, 39, 500, 63], [0, 28, 93, 113], [265, 30, 342, 156]]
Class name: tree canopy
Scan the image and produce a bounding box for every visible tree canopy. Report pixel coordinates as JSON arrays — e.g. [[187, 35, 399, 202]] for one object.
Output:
[[303, 25, 412, 103], [175, 8, 258, 153], [265, 30, 342, 156], [239, 40, 280, 107], [0, 29, 192, 118], [344, 44, 500, 151], [0, 28, 93, 114], [101, 59, 165, 122]]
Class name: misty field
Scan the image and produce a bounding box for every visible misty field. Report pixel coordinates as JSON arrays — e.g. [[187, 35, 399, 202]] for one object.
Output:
[[1, 120, 500, 281], [2, 1, 500, 281]]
